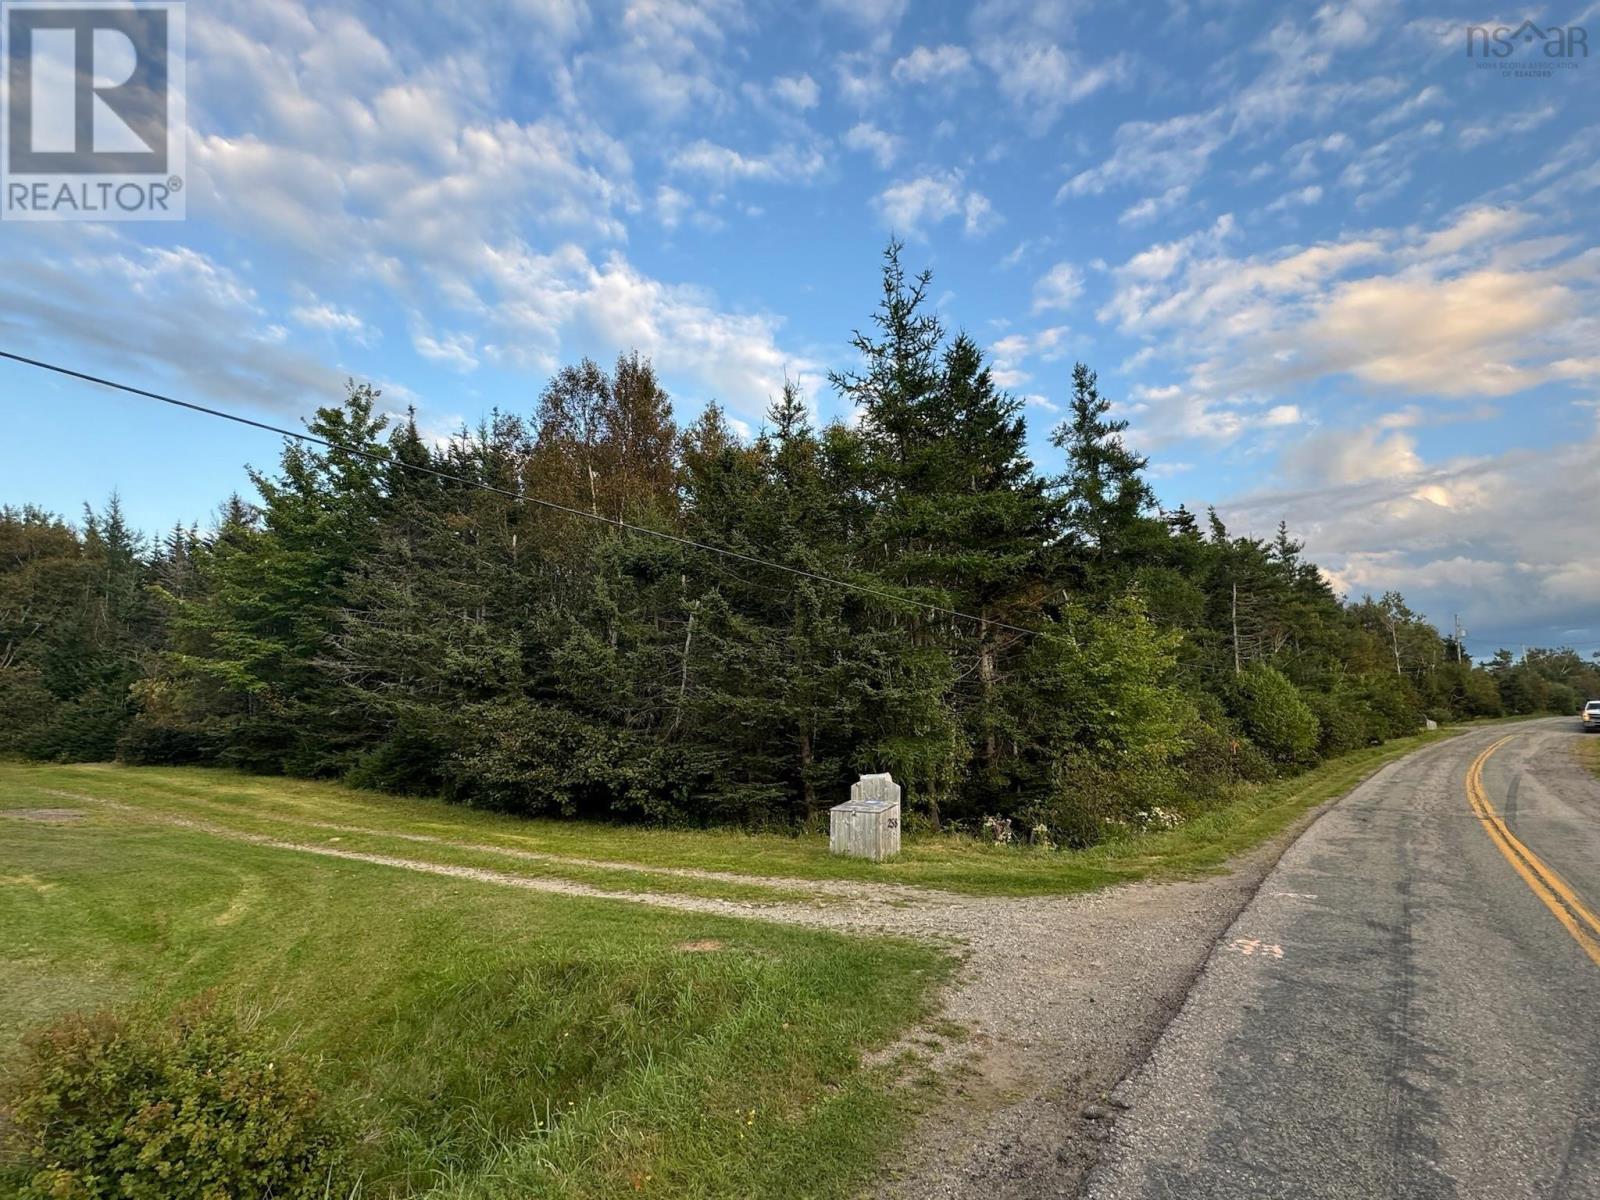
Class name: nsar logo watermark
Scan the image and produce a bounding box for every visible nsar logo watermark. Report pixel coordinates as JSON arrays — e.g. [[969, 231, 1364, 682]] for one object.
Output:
[[1467, 19, 1588, 78], [2, 1, 185, 221]]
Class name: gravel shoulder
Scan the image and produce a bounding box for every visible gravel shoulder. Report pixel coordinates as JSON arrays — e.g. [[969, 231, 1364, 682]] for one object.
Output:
[[867, 748, 1447, 1200]]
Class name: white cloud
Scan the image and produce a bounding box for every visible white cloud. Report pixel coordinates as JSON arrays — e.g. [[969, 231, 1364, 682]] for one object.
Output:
[[466, 245, 818, 415], [1060, 111, 1224, 199], [1121, 383, 1247, 447], [0, 236, 342, 414], [572, 0, 745, 119], [1057, 2, 1435, 201], [819, 0, 906, 31], [1337, 118, 1445, 207], [1314, 0, 1386, 49], [1101, 205, 1600, 472], [833, 50, 887, 108], [655, 184, 693, 229], [1281, 132, 1355, 183], [1370, 85, 1445, 130], [1223, 429, 1600, 650], [842, 122, 902, 169], [770, 72, 820, 109], [989, 333, 1030, 387], [509, 0, 588, 44], [1281, 427, 1420, 486], [1459, 103, 1559, 150], [990, 324, 1072, 389], [891, 44, 973, 84], [669, 138, 827, 184], [1266, 185, 1323, 212], [1377, 406, 1425, 429], [412, 328, 480, 373], [290, 300, 373, 343], [1300, 267, 1598, 397], [1032, 262, 1084, 311], [1119, 184, 1190, 226], [874, 171, 999, 238], [976, 40, 1129, 131]]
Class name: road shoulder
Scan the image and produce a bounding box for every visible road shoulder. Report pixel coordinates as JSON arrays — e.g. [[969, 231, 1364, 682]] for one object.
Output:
[[876, 736, 1472, 1200]]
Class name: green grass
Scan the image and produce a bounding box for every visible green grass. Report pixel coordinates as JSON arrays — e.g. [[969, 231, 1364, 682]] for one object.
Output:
[[0, 777, 949, 1199], [0, 727, 1491, 1194], [1, 728, 1464, 899]]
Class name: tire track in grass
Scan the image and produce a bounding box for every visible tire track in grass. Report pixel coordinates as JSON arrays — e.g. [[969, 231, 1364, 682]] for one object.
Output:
[[48, 787, 939, 904]]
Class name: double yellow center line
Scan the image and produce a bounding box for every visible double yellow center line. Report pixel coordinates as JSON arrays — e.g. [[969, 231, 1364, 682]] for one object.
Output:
[[1467, 736, 1600, 967]]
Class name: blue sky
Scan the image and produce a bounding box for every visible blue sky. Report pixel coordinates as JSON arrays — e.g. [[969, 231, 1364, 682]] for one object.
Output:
[[2, 0, 1598, 657]]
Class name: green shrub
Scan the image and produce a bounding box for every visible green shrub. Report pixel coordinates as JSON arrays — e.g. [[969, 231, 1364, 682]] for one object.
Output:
[[0, 665, 56, 756], [445, 699, 734, 822], [1357, 673, 1423, 739], [1228, 665, 1320, 765], [1302, 689, 1369, 758], [115, 714, 215, 767], [0, 994, 352, 1200], [1018, 752, 1211, 849], [1545, 682, 1580, 716], [1171, 717, 1273, 804], [1457, 669, 1504, 718]]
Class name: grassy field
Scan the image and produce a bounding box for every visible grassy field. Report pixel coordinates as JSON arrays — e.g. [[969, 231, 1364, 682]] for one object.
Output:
[[1, 728, 1460, 902], [0, 774, 949, 1199], [0, 726, 1477, 1195]]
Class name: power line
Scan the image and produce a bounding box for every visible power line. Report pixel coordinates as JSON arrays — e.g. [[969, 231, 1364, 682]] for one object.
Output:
[[1, 348, 1045, 639]]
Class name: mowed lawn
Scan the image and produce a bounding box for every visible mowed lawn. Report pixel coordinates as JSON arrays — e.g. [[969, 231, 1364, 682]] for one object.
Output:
[[0, 728, 1471, 1195], [0, 767, 949, 1199], [2, 725, 1457, 903]]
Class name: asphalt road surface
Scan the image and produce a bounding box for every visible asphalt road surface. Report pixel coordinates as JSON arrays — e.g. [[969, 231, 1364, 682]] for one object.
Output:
[[1087, 719, 1600, 1200]]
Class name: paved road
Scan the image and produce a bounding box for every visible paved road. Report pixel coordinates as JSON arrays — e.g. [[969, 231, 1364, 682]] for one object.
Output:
[[1087, 719, 1600, 1200]]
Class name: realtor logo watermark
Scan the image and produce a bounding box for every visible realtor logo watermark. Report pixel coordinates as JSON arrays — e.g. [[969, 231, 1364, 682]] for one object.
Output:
[[1467, 20, 1589, 78], [2, 1, 185, 220]]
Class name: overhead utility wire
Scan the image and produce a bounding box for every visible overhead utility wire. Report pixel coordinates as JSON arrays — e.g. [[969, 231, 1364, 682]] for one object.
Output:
[[0, 349, 1045, 639]]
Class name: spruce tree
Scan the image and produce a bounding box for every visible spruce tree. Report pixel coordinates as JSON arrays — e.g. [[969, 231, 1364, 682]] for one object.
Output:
[[1051, 363, 1154, 582]]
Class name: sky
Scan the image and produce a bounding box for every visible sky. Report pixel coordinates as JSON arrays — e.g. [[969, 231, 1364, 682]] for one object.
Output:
[[1, 0, 1598, 659]]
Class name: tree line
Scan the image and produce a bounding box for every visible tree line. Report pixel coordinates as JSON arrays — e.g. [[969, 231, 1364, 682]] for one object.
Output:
[[3, 246, 1594, 843]]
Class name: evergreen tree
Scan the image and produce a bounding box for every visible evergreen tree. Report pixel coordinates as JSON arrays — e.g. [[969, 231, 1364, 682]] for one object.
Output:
[[149, 384, 391, 772], [1051, 363, 1154, 579], [0, 242, 1559, 844]]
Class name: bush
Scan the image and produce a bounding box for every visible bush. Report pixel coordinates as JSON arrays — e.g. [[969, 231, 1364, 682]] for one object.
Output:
[[1302, 688, 1369, 758], [26, 687, 133, 762], [1457, 669, 1504, 718], [1171, 714, 1271, 801], [1358, 673, 1423, 739], [1016, 751, 1210, 849], [115, 714, 215, 766], [445, 699, 738, 823], [1228, 665, 1320, 765], [0, 994, 352, 1200], [1545, 682, 1580, 716], [0, 665, 56, 756]]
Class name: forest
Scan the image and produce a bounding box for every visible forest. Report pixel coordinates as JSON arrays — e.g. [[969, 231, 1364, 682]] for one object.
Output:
[[3, 247, 1595, 844]]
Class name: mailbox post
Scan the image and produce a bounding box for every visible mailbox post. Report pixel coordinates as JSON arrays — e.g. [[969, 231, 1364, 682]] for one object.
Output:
[[829, 772, 901, 861]]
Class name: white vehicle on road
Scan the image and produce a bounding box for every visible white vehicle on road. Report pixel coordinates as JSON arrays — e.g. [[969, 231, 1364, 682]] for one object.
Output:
[[1583, 699, 1600, 731]]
